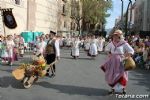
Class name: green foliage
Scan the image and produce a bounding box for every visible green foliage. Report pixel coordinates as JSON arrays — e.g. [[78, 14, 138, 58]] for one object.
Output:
[[81, 0, 112, 24]]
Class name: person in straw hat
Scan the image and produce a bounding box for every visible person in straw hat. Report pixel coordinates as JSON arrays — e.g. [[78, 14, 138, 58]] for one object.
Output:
[[100, 29, 134, 94]]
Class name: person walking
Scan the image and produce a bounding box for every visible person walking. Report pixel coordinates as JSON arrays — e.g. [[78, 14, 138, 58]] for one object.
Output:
[[6, 35, 15, 66], [45, 31, 60, 78], [71, 36, 80, 59], [101, 30, 134, 94], [88, 35, 98, 59]]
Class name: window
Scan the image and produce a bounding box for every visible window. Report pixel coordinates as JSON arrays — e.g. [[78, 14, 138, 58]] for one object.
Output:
[[15, 0, 20, 5], [62, 4, 66, 16], [64, 21, 67, 28], [63, 5, 65, 14]]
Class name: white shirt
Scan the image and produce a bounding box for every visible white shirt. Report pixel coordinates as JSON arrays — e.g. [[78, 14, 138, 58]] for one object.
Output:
[[37, 41, 46, 54], [6, 40, 15, 49], [105, 41, 134, 55], [55, 39, 60, 57]]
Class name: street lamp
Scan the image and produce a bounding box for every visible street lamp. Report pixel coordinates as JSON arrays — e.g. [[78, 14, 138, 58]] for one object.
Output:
[[125, 0, 132, 36], [121, 0, 124, 22]]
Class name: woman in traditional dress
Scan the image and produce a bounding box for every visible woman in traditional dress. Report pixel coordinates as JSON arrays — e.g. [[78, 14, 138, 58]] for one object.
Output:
[[71, 36, 80, 59], [84, 36, 91, 51], [66, 36, 72, 48], [101, 30, 134, 94], [36, 36, 46, 55], [13, 35, 19, 60], [97, 36, 105, 54], [6, 35, 15, 66], [88, 35, 98, 58], [1, 37, 8, 63]]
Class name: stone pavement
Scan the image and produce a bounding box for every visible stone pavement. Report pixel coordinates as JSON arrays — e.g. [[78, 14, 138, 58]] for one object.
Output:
[[0, 49, 149, 100]]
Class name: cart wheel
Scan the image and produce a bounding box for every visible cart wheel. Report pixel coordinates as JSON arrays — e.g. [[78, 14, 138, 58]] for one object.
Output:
[[23, 77, 32, 89]]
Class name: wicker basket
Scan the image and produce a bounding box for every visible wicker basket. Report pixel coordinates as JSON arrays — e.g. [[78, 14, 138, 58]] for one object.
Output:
[[124, 57, 136, 71], [12, 68, 25, 80]]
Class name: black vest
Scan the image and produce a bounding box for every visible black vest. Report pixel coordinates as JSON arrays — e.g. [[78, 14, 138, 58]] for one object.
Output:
[[45, 39, 56, 55]]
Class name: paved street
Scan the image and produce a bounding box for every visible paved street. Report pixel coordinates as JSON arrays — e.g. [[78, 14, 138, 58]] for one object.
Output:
[[0, 49, 150, 100]]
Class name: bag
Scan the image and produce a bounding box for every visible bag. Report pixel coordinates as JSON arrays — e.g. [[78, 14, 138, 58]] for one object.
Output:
[[124, 57, 136, 71]]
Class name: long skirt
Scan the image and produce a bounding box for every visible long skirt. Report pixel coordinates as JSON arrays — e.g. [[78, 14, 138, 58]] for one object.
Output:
[[101, 54, 128, 92], [89, 43, 98, 56], [71, 48, 79, 57], [84, 43, 90, 51], [13, 48, 18, 61], [1, 49, 8, 61], [97, 43, 104, 52], [7, 49, 14, 62]]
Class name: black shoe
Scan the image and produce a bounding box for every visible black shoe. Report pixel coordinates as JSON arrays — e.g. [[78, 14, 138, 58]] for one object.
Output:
[[122, 88, 126, 94], [108, 89, 115, 95]]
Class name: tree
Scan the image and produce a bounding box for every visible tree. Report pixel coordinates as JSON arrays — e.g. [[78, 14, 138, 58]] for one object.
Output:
[[81, 0, 112, 32], [70, 0, 112, 35], [70, 0, 82, 36]]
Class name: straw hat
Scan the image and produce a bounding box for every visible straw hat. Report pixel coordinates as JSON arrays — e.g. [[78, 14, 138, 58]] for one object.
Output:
[[113, 29, 123, 35], [113, 29, 125, 39]]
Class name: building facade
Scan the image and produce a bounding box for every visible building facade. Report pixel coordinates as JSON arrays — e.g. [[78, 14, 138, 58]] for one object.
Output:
[[0, 0, 58, 36], [57, 0, 82, 37], [57, 0, 71, 36], [0, 0, 27, 35], [133, 0, 150, 32]]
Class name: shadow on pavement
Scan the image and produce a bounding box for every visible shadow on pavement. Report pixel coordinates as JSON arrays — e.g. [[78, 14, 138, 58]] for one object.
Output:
[[0, 76, 24, 89], [0, 69, 12, 73], [36, 81, 109, 96], [129, 68, 150, 92], [60, 57, 74, 59], [60, 56, 92, 60], [77, 58, 92, 60]]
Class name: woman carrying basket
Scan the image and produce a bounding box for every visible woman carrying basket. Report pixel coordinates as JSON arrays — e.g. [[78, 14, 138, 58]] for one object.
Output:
[[101, 30, 134, 94]]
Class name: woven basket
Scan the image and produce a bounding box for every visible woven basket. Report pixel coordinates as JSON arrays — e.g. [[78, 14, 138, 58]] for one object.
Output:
[[12, 68, 25, 80], [124, 57, 136, 71]]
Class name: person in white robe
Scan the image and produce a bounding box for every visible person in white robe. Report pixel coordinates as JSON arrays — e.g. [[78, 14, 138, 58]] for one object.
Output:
[[88, 35, 98, 57], [66, 35, 72, 48], [6, 35, 15, 66], [97, 36, 105, 53], [84, 36, 91, 51], [71, 36, 80, 59]]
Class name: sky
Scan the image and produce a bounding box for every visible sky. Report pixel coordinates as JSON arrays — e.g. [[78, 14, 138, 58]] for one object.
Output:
[[105, 0, 130, 29]]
